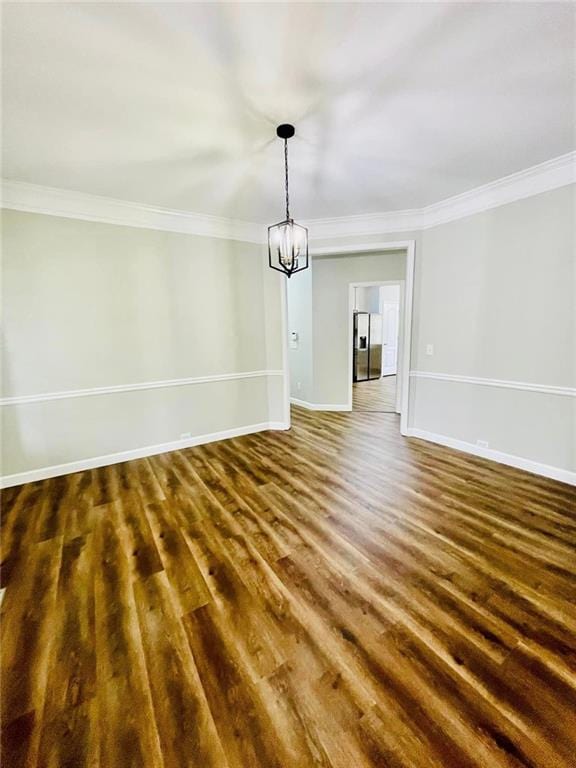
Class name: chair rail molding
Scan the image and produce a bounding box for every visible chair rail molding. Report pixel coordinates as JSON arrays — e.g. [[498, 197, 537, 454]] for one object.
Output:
[[0, 369, 285, 406], [409, 371, 576, 397], [3, 151, 574, 241]]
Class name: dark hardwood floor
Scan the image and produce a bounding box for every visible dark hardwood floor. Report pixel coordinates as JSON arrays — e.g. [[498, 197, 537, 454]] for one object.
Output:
[[1, 406, 576, 767]]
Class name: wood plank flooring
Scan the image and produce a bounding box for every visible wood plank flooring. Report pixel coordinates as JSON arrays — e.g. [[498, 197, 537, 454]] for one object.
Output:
[[353, 375, 397, 411], [2, 406, 576, 767]]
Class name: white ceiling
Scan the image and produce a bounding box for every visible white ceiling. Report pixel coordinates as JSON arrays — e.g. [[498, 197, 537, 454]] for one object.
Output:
[[2, 2, 575, 223]]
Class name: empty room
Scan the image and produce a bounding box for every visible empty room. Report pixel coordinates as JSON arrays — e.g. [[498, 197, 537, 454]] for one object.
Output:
[[1, 2, 575, 767]]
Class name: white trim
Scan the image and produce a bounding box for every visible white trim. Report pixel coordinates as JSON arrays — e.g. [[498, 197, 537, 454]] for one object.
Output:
[[0, 179, 264, 243], [406, 428, 576, 487], [401, 243, 415, 434], [394, 290, 405, 416], [410, 371, 576, 397], [306, 211, 423, 240], [268, 421, 291, 431], [338, 240, 415, 435], [288, 239, 415, 429], [3, 152, 574, 242], [304, 151, 576, 239], [0, 420, 290, 489], [418, 151, 576, 230], [0, 369, 284, 407], [310, 240, 414, 257], [290, 398, 350, 412], [280, 276, 291, 427]]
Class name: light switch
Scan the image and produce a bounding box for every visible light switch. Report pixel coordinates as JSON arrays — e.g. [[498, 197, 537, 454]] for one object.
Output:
[[426, 344, 434, 356], [289, 331, 299, 349]]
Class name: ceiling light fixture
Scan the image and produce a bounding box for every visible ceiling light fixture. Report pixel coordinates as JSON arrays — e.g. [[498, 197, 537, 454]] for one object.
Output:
[[268, 124, 309, 278]]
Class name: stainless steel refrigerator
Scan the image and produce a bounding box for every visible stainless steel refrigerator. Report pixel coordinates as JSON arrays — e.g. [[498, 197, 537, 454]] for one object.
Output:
[[353, 311, 383, 382]]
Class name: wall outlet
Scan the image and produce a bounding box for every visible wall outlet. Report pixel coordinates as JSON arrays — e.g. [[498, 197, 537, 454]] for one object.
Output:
[[296, 381, 302, 392], [426, 344, 434, 356], [476, 439, 489, 449], [180, 431, 191, 440]]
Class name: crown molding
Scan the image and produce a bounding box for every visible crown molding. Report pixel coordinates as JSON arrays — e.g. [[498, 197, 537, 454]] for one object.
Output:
[[304, 150, 576, 239], [0, 179, 264, 243], [2, 151, 574, 242], [303, 208, 424, 240], [418, 150, 576, 230]]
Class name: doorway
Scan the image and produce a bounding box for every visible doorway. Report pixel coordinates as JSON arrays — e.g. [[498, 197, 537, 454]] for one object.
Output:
[[285, 240, 415, 434], [351, 282, 401, 413]]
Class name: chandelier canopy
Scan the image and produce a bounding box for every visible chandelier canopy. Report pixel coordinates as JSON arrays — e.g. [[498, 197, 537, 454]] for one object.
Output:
[[268, 124, 309, 278]]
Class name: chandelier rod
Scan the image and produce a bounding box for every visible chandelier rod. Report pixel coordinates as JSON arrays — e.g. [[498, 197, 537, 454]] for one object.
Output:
[[284, 138, 290, 221]]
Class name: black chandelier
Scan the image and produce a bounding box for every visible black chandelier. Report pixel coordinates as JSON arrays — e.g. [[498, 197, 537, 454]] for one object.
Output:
[[268, 124, 309, 278]]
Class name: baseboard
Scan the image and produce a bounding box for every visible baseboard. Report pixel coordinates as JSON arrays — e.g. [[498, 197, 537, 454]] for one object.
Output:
[[290, 397, 312, 409], [406, 427, 576, 486], [0, 421, 290, 488], [268, 421, 291, 431], [290, 398, 351, 412], [6, 420, 570, 488]]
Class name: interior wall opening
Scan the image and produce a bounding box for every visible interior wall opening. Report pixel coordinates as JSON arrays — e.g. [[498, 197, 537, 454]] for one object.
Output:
[[286, 242, 415, 434], [352, 283, 401, 413]]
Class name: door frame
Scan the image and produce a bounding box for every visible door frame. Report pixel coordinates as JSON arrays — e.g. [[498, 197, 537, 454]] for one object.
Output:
[[379, 289, 401, 380], [309, 240, 415, 435]]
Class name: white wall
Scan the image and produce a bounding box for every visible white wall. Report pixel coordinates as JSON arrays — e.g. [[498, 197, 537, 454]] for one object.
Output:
[[1, 209, 286, 481], [413, 186, 573, 383], [288, 184, 575, 480], [288, 252, 407, 405], [379, 285, 401, 304], [354, 285, 380, 312], [411, 184, 575, 476], [286, 265, 313, 404], [312, 252, 406, 405], [3, 181, 574, 485], [287, 235, 419, 407]]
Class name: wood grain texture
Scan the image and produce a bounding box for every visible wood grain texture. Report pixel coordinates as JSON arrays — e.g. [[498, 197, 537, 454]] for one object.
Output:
[[353, 375, 396, 411], [1, 406, 575, 767]]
